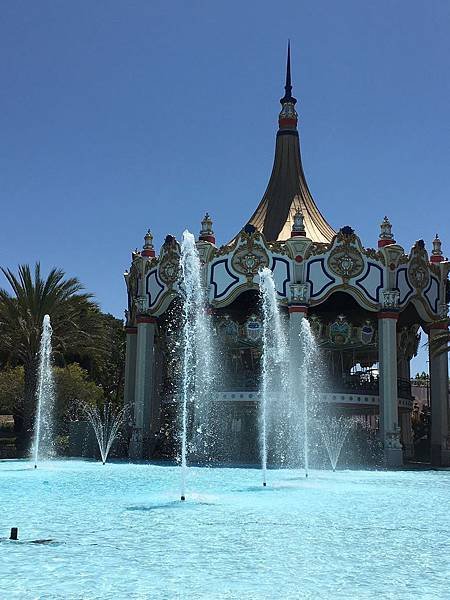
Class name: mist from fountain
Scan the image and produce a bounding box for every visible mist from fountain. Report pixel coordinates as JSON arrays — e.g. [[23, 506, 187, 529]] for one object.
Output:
[[33, 314, 55, 468], [318, 415, 353, 471], [179, 230, 214, 500], [83, 403, 126, 464]]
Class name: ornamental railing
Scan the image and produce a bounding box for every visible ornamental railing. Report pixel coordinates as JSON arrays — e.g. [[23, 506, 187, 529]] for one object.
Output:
[[324, 376, 412, 399], [216, 374, 413, 399]]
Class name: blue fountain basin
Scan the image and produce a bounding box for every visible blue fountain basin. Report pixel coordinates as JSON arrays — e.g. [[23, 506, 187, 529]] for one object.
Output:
[[1, 460, 449, 599]]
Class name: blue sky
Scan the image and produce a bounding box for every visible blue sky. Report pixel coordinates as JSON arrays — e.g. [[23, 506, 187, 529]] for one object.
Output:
[[1, 1, 449, 372]]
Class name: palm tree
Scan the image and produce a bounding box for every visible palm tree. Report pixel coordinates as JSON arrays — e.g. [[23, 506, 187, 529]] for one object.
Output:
[[0, 263, 103, 452], [429, 320, 450, 358]]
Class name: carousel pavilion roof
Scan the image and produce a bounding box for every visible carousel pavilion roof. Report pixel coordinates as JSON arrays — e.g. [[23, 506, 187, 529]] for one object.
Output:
[[245, 43, 335, 244]]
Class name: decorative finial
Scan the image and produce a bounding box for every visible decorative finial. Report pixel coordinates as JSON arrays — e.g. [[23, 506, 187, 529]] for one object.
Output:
[[280, 41, 296, 106], [279, 41, 298, 130], [144, 229, 153, 249], [431, 233, 444, 263], [378, 216, 396, 248], [142, 229, 155, 257], [291, 208, 306, 237], [199, 212, 215, 244]]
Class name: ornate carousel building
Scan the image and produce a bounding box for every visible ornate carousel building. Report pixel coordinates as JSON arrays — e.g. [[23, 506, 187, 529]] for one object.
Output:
[[123, 48, 450, 467]]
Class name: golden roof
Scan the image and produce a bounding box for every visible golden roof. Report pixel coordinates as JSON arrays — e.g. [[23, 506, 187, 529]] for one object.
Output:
[[244, 46, 335, 244]]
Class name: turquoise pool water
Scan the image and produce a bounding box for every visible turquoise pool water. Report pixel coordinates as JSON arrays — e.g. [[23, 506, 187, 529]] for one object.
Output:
[[1, 460, 449, 599]]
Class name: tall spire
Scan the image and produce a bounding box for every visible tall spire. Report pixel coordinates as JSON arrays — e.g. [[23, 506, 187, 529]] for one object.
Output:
[[241, 43, 335, 243], [280, 40, 297, 105], [279, 41, 298, 130]]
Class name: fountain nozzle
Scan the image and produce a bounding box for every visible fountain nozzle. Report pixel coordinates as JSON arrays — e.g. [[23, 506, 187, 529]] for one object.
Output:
[[181, 495, 185, 501], [305, 473, 308, 479], [263, 482, 267, 487], [10, 528, 18, 540], [34, 464, 37, 469]]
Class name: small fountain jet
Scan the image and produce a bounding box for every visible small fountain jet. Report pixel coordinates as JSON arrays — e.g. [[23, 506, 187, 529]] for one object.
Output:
[[83, 403, 126, 465], [318, 416, 353, 471]]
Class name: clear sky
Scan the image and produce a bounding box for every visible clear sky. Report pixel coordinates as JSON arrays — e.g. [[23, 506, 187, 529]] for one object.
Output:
[[1, 1, 449, 373]]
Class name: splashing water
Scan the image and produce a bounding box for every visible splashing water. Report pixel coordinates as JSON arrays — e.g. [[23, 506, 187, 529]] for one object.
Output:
[[179, 230, 214, 500], [288, 314, 321, 478], [318, 415, 353, 471], [297, 318, 320, 478], [33, 314, 55, 468], [83, 403, 126, 464], [259, 267, 288, 486]]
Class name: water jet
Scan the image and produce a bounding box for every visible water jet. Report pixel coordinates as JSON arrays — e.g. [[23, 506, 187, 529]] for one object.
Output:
[[259, 267, 289, 485], [33, 315, 55, 469], [318, 415, 353, 471], [179, 230, 214, 501], [83, 402, 126, 464]]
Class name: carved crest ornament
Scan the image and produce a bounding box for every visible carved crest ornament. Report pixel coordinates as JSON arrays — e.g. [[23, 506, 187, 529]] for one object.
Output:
[[408, 257, 430, 291], [245, 315, 263, 341], [159, 236, 181, 286], [159, 258, 179, 285], [217, 315, 239, 341], [289, 283, 309, 304], [231, 234, 269, 281], [327, 245, 364, 281], [381, 289, 400, 309], [407, 240, 431, 292], [360, 321, 375, 345], [216, 314, 263, 344], [329, 315, 351, 345], [126, 265, 140, 323]]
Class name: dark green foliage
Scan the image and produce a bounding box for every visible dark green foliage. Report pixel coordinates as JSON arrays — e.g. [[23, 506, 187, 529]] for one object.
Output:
[[0, 263, 122, 453]]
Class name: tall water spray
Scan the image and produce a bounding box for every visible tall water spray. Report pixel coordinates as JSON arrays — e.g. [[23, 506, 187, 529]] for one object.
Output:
[[179, 230, 214, 500], [259, 268, 288, 485], [33, 314, 55, 468], [297, 318, 320, 478]]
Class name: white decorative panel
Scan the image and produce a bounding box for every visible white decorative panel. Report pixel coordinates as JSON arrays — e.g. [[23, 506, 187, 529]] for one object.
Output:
[[355, 263, 383, 303], [424, 276, 440, 313], [210, 259, 240, 300], [271, 257, 291, 297], [396, 268, 414, 305], [306, 258, 335, 298], [146, 270, 165, 308]]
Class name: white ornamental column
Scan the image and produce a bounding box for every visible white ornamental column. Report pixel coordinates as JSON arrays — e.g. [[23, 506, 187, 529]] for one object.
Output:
[[378, 290, 402, 467], [129, 315, 156, 459], [123, 325, 138, 418], [429, 323, 450, 466]]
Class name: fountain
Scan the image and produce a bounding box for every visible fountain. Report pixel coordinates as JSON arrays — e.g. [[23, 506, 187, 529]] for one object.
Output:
[[33, 314, 55, 468], [179, 230, 214, 500], [83, 403, 126, 464], [318, 415, 353, 471], [258, 267, 289, 485], [297, 318, 322, 477], [258, 268, 324, 479]]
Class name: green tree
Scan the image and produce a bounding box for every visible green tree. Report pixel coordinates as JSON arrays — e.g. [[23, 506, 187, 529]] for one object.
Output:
[[65, 313, 126, 407], [53, 363, 104, 432], [429, 321, 450, 358], [0, 366, 24, 418], [0, 263, 103, 452], [414, 372, 430, 384], [92, 313, 125, 405]]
